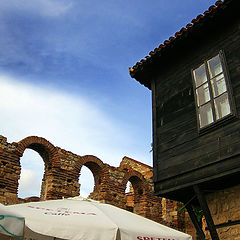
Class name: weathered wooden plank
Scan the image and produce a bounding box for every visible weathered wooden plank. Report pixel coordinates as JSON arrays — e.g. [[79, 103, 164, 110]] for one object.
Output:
[[157, 126, 240, 172], [152, 14, 240, 201], [155, 154, 240, 194], [157, 144, 240, 182]]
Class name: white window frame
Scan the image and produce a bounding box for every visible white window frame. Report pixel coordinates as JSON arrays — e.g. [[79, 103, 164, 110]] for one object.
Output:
[[192, 51, 235, 130]]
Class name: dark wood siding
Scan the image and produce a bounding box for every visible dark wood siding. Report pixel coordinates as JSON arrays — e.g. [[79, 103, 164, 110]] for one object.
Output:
[[153, 16, 240, 200]]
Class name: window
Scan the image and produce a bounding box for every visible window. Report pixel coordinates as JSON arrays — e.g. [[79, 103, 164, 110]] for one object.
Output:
[[192, 52, 233, 129]]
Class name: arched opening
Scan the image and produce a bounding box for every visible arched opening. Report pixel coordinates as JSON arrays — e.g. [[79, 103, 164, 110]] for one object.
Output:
[[125, 176, 144, 213], [16, 137, 57, 201], [79, 166, 94, 198], [18, 149, 44, 199], [125, 181, 134, 212]]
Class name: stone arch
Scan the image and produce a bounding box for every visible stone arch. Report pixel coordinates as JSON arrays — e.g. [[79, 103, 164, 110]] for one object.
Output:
[[16, 136, 59, 167], [121, 170, 150, 214], [16, 136, 60, 200], [75, 155, 105, 197], [122, 170, 148, 195]]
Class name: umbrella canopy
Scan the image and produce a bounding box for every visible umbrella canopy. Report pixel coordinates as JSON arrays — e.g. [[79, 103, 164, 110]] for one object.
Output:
[[0, 203, 25, 239], [3, 197, 192, 240]]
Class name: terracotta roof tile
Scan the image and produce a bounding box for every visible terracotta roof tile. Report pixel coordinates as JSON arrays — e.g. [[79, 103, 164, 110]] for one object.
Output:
[[129, 0, 233, 86]]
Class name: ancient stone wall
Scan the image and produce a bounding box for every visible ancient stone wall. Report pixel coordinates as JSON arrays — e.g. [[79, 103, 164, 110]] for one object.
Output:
[[0, 135, 19, 205], [205, 184, 240, 240], [0, 135, 193, 235]]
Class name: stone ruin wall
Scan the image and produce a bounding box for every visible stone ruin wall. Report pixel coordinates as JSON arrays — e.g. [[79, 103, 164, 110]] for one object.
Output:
[[0, 135, 195, 236], [203, 184, 240, 240]]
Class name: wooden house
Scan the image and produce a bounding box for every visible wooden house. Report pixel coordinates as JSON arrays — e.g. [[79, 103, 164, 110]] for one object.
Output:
[[130, 0, 240, 239]]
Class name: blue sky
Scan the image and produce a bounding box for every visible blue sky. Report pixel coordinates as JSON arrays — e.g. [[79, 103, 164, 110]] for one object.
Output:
[[0, 0, 217, 197]]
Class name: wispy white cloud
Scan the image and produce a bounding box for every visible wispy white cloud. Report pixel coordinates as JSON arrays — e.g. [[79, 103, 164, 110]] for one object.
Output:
[[18, 148, 44, 198], [79, 166, 94, 198], [18, 169, 42, 198], [0, 75, 134, 163], [0, 0, 73, 17], [0, 74, 151, 197]]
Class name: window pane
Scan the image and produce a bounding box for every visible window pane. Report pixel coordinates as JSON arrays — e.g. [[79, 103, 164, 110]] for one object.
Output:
[[193, 64, 207, 87], [196, 83, 210, 106], [198, 103, 214, 128], [211, 73, 227, 97], [214, 93, 231, 120], [207, 55, 223, 78]]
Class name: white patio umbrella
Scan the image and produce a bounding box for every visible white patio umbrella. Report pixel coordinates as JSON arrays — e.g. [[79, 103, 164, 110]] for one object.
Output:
[[0, 203, 25, 239], [3, 197, 192, 240]]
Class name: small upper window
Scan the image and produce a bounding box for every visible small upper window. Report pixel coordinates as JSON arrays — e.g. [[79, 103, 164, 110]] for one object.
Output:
[[192, 52, 233, 129]]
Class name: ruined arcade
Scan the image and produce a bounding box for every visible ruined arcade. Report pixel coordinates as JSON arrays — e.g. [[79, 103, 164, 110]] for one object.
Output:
[[0, 134, 193, 234]]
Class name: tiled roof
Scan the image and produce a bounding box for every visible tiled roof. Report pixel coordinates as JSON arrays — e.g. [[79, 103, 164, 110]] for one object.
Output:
[[129, 0, 234, 89]]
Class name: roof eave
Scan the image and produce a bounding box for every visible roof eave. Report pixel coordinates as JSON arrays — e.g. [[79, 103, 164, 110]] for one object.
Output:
[[129, 0, 234, 88]]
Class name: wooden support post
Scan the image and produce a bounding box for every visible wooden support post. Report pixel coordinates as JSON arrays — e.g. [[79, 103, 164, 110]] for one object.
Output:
[[185, 203, 205, 240], [194, 185, 219, 240]]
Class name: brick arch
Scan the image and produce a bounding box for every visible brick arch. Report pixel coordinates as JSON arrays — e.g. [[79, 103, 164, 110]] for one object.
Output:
[[120, 170, 151, 215], [75, 155, 106, 194], [81, 155, 105, 168], [15, 136, 61, 200], [16, 136, 60, 167], [121, 170, 149, 194]]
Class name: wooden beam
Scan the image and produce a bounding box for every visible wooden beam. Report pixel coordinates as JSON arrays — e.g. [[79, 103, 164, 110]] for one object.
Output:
[[194, 185, 219, 240], [151, 80, 158, 183], [206, 219, 240, 230], [185, 203, 205, 240]]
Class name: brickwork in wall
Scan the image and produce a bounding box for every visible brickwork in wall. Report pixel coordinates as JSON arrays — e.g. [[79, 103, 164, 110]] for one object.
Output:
[[0, 135, 194, 235]]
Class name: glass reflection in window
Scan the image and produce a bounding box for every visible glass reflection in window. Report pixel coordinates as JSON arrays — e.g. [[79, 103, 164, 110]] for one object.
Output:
[[193, 64, 208, 87], [208, 55, 223, 78], [214, 93, 231, 120], [196, 83, 210, 106], [211, 74, 227, 97], [199, 103, 214, 128]]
